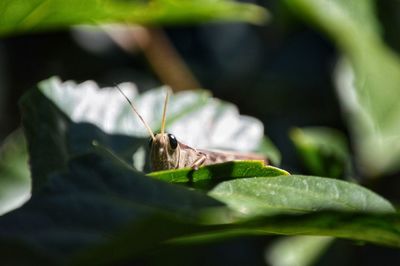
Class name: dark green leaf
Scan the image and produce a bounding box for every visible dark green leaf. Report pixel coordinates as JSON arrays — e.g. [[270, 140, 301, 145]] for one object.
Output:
[[0, 0, 269, 36], [209, 175, 394, 216]]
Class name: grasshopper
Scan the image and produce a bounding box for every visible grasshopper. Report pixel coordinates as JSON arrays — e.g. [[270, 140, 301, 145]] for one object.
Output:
[[116, 87, 267, 171]]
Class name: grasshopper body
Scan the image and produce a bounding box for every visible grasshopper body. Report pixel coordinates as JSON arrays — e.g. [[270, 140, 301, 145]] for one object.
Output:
[[116, 87, 267, 171], [149, 133, 266, 171]]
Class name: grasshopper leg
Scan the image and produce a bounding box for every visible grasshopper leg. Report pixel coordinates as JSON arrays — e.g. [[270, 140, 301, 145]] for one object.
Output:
[[191, 153, 207, 170]]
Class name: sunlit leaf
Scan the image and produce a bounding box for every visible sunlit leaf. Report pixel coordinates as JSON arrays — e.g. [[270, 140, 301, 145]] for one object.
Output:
[[149, 160, 288, 185], [209, 175, 394, 216]]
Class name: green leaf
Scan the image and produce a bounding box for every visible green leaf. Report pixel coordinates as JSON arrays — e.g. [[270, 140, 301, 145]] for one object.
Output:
[[290, 127, 352, 178], [0, 130, 31, 215], [285, 0, 400, 176], [209, 175, 394, 216], [148, 160, 289, 184], [0, 0, 269, 37]]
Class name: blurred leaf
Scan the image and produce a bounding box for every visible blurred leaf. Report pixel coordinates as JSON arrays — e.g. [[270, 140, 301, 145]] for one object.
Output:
[[209, 175, 394, 216], [266, 236, 333, 266], [286, 0, 400, 176], [149, 160, 288, 184], [37, 77, 280, 169], [0, 0, 269, 37], [0, 130, 31, 215], [290, 127, 352, 178]]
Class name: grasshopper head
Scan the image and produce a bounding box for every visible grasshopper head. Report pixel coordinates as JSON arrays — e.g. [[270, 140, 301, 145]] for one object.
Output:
[[115, 85, 174, 171], [149, 133, 180, 171]]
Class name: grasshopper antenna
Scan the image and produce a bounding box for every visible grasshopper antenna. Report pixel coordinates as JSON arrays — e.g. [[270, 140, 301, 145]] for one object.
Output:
[[160, 87, 170, 134], [115, 84, 156, 141]]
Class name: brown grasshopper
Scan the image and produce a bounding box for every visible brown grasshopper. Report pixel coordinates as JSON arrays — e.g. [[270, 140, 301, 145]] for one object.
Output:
[[116, 87, 267, 171]]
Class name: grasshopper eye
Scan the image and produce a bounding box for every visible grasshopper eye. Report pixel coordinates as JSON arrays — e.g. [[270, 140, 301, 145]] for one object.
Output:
[[168, 133, 178, 149]]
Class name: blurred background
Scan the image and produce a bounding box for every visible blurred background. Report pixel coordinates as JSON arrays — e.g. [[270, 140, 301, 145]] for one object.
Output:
[[1, 0, 400, 265]]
